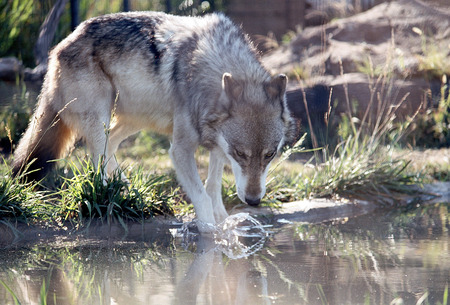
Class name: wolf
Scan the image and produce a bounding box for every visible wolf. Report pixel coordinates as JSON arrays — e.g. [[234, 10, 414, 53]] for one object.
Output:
[[12, 11, 295, 230]]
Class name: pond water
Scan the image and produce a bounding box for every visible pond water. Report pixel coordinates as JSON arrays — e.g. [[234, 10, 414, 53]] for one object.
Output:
[[0, 202, 448, 305]]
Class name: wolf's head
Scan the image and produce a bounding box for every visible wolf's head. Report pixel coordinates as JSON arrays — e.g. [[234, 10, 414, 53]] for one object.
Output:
[[216, 72, 294, 206]]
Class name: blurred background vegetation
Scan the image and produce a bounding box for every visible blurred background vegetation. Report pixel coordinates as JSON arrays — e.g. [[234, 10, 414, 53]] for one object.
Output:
[[0, 0, 226, 68]]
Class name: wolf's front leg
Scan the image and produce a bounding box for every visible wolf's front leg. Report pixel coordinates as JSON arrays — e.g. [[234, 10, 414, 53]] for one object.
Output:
[[205, 148, 229, 223], [170, 144, 216, 229], [169, 130, 216, 231]]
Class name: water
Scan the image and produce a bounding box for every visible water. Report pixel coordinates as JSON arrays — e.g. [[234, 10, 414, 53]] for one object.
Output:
[[0, 203, 448, 305]]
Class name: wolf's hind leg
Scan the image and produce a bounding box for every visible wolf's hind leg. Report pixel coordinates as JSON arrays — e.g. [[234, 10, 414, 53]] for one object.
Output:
[[105, 122, 141, 181], [81, 113, 113, 183], [205, 149, 229, 223]]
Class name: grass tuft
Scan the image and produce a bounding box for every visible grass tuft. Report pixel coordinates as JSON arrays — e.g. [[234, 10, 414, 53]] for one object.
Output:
[[0, 159, 44, 221], [265, 135, 418, 206], [0, 279, 22, 305], [58, 157, 178, 228]]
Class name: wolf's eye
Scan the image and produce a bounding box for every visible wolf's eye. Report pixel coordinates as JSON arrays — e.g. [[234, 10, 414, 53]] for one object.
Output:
[[235, 150, 245, 157], [264, 151, 276, 160]]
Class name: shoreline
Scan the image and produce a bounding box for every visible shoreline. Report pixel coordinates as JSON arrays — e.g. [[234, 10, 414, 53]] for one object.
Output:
[[1, 182, 448, 248]]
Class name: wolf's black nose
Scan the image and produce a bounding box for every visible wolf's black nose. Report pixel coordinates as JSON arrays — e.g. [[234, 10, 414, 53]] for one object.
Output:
[[245, 197, 261, 206]]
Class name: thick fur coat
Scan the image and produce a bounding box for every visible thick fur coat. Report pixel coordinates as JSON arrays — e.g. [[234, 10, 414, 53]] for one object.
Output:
[[13, 12, 296, 230]]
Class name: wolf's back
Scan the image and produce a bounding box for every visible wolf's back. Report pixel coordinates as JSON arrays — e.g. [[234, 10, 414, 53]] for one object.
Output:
[[11, 11, 270, 180]]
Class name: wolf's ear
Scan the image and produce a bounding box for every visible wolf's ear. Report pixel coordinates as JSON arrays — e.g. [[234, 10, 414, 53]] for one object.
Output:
[[264, 74, 287, 100], [222, 73, 243, 101]]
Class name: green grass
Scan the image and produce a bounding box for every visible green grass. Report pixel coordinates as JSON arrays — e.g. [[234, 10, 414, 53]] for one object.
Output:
[[0, 279, 22, 305], [413, 27, 450, 79], [0, 154, 183, 230], [58, 157, 179, 228], [264, 134, 418, 206], [0, 159, 46, 221]]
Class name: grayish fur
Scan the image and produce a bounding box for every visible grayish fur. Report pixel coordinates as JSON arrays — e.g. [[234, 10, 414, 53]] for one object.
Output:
[[12, 12, 296, 231]]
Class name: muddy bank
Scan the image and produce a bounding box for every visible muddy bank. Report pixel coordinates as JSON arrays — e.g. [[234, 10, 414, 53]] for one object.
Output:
[[1, 182, 448, 248], [236, 181, 450, 222]]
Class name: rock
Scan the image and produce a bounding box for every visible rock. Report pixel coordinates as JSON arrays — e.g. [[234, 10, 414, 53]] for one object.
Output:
[[308, 73, 441, 119], [267, 0, 450, 127], [0, 57, 46, 82], [24, 64, 47, 82], [286, 84, 330, 145], [285, 72, 443, 146], [0, 57, 23, 81], [263, 0, 450, 78]]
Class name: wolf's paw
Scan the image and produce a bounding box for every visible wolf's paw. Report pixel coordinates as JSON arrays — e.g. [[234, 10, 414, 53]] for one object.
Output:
[[195, 220, 217, 234], [214, 208, 229, 223]]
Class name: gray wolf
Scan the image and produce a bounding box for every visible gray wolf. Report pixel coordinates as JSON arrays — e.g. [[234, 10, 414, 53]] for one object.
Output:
[[12, 11, 295, 231]]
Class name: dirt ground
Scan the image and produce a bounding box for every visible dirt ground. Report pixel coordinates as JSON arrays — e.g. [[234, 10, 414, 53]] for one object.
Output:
[[396, 147, 450, 179]]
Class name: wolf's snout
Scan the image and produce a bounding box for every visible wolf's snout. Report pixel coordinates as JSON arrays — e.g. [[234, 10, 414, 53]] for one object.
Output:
[[245, 197, 261, 206]]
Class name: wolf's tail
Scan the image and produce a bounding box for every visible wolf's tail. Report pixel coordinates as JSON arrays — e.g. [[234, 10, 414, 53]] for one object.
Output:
[[12, 101, 75, 181]]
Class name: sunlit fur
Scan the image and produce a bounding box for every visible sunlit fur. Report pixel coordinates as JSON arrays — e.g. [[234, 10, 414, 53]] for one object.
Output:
[[12, 12, 295, 231]]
